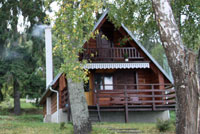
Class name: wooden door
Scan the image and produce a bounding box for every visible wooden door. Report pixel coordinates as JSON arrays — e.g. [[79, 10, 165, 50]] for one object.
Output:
[[96, 31, 112, 60]]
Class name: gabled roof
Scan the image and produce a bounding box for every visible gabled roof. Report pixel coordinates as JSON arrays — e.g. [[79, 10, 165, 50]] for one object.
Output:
[[94, 10, 173, 83], [93, 10, 109, 31]]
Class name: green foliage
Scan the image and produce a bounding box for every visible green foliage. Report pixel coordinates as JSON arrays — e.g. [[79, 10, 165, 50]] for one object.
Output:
[[156, 119, 172, 132], [54, 0, 103, 82], [24, 73, 45, 100], [108, 0, 200, 52], [0, 0, 51, 104], [108, 1, 158, 52], [59, 122, 66, 130], [151, 44, 165, 67], [170, 111, 176, 126], [171, 0, 200, 51], [150, 44, 172, 75]]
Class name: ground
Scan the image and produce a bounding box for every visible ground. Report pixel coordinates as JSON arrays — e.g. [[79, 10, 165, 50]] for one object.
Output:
[[0, 98, 175, 134]]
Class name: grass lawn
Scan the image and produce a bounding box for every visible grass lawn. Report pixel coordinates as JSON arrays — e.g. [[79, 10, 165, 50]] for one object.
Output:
[[0, 98, 175, 134]]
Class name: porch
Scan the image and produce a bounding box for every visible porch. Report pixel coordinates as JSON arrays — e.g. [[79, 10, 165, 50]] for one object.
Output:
[[90, 83, 175, 122], [61, 83, 175, 122], [92, 83, 175, 109]]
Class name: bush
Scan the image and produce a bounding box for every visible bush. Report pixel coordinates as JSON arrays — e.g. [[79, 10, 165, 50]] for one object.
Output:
[[60, 122, 66, 130], [156, 119, 171, 132]]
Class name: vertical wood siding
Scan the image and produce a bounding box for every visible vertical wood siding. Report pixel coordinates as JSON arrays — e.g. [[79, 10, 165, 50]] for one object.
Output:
[[51, 93, 57, 114]]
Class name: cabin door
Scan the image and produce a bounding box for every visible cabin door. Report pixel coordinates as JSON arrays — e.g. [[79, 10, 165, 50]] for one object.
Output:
[[96, 31, 112, 61], [114, 70, 136, 90]]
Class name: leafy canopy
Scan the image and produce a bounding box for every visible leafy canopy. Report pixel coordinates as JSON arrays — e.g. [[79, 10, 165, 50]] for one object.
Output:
[[54, 0, 103, 82]]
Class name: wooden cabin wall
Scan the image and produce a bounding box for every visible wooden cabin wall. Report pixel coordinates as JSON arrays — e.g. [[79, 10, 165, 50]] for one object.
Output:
[[85, 73, 94, 106], [59, 74, 67, 108], [86, 68, 169, 106], [90, 69, 137, 106], [51, 93, 57, 114], [113, 30, 122, 46], [43, 103, 46, 117], [86, 38, 97, 48], [85, 21, 128, 49], [137, 69, 152, 103]]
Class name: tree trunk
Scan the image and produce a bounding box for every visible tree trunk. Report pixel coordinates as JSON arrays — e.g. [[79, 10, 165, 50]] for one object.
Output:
[[152, 0, 200, 134], [198, 49, 200, 80], [14, 79, 21, 115], [0, 84, 3, 102], [198, 49, 200, 134], [67, 78, 92, 134]]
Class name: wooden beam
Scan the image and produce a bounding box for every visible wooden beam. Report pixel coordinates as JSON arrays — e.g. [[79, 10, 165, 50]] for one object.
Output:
[[158, 73, 165, 105], [124, 86, 129, 123]]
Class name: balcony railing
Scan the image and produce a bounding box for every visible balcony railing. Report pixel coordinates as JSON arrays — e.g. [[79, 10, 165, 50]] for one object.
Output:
[[93, 83, 175, 110], [81, 47, 144, 62]]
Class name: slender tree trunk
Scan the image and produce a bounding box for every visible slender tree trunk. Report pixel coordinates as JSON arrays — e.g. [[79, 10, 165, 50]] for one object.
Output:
[[198, 49, 200, 134], [14, 79, 21, 115], [152, 0, 200, 134], [0, 84, 3, 101], [198, 49, 200, 80], [67, 78, 92, 134]]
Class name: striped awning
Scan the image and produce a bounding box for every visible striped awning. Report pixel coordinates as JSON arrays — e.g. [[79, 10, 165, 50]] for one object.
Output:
[[84, 62, 150, 69]]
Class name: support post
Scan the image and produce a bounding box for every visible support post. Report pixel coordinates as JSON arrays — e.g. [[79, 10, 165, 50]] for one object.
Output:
[[124, 85, 128, 123], [158, 73, 165, 104], [152, 85, 156, 111]]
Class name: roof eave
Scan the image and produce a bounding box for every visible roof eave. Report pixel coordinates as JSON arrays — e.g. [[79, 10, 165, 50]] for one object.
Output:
[[38, 73, 63, 105]]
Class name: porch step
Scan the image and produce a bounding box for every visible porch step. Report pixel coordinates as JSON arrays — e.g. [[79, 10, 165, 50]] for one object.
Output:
[[89, 115, 99, 122], [108, 128, 142, 134]]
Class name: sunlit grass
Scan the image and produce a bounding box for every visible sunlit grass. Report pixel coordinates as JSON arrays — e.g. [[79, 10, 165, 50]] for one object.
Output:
[[0, 98, 175, 134], [0, 116, 72, 134]]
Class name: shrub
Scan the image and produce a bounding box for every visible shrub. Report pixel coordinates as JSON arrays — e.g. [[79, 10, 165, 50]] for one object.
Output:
[[60, 122, 66, 130], [156, 119, 171, 132]]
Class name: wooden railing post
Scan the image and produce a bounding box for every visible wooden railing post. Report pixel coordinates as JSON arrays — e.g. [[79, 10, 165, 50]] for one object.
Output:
[[152, 85, 156, 111], [82, 47, 144, 61], [97, 90, 99, 106], [94, 86, 97, 105], [124, 85, 128, 123]]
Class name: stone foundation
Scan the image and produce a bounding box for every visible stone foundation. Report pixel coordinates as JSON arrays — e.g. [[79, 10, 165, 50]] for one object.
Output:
[[89, 110, 170, 123]]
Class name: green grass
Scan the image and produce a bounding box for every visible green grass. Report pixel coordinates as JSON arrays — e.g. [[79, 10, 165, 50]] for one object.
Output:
[[0, 116, 175, 134], [0, 115, 73, 134], [170, 111, 176, 122], [0, 98, 175, 134]]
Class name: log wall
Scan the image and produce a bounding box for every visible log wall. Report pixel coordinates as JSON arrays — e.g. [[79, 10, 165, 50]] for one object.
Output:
[[51, 93, 57, 114]]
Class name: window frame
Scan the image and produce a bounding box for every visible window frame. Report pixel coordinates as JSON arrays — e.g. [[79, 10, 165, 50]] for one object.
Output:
[[94, 73, 114, 91]]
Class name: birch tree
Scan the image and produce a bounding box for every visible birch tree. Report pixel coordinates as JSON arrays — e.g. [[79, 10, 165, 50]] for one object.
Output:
[[54, 1, 103, 133], [152, 0, 200, 133]]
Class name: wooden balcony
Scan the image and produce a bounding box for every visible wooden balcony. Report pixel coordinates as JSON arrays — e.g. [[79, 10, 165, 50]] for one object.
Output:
[[81, 47, 144, 62], [92, 83, 175, 111]]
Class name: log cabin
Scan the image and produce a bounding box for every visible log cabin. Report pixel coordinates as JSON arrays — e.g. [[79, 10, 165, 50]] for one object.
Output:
[[39, 10, 175, 123]]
